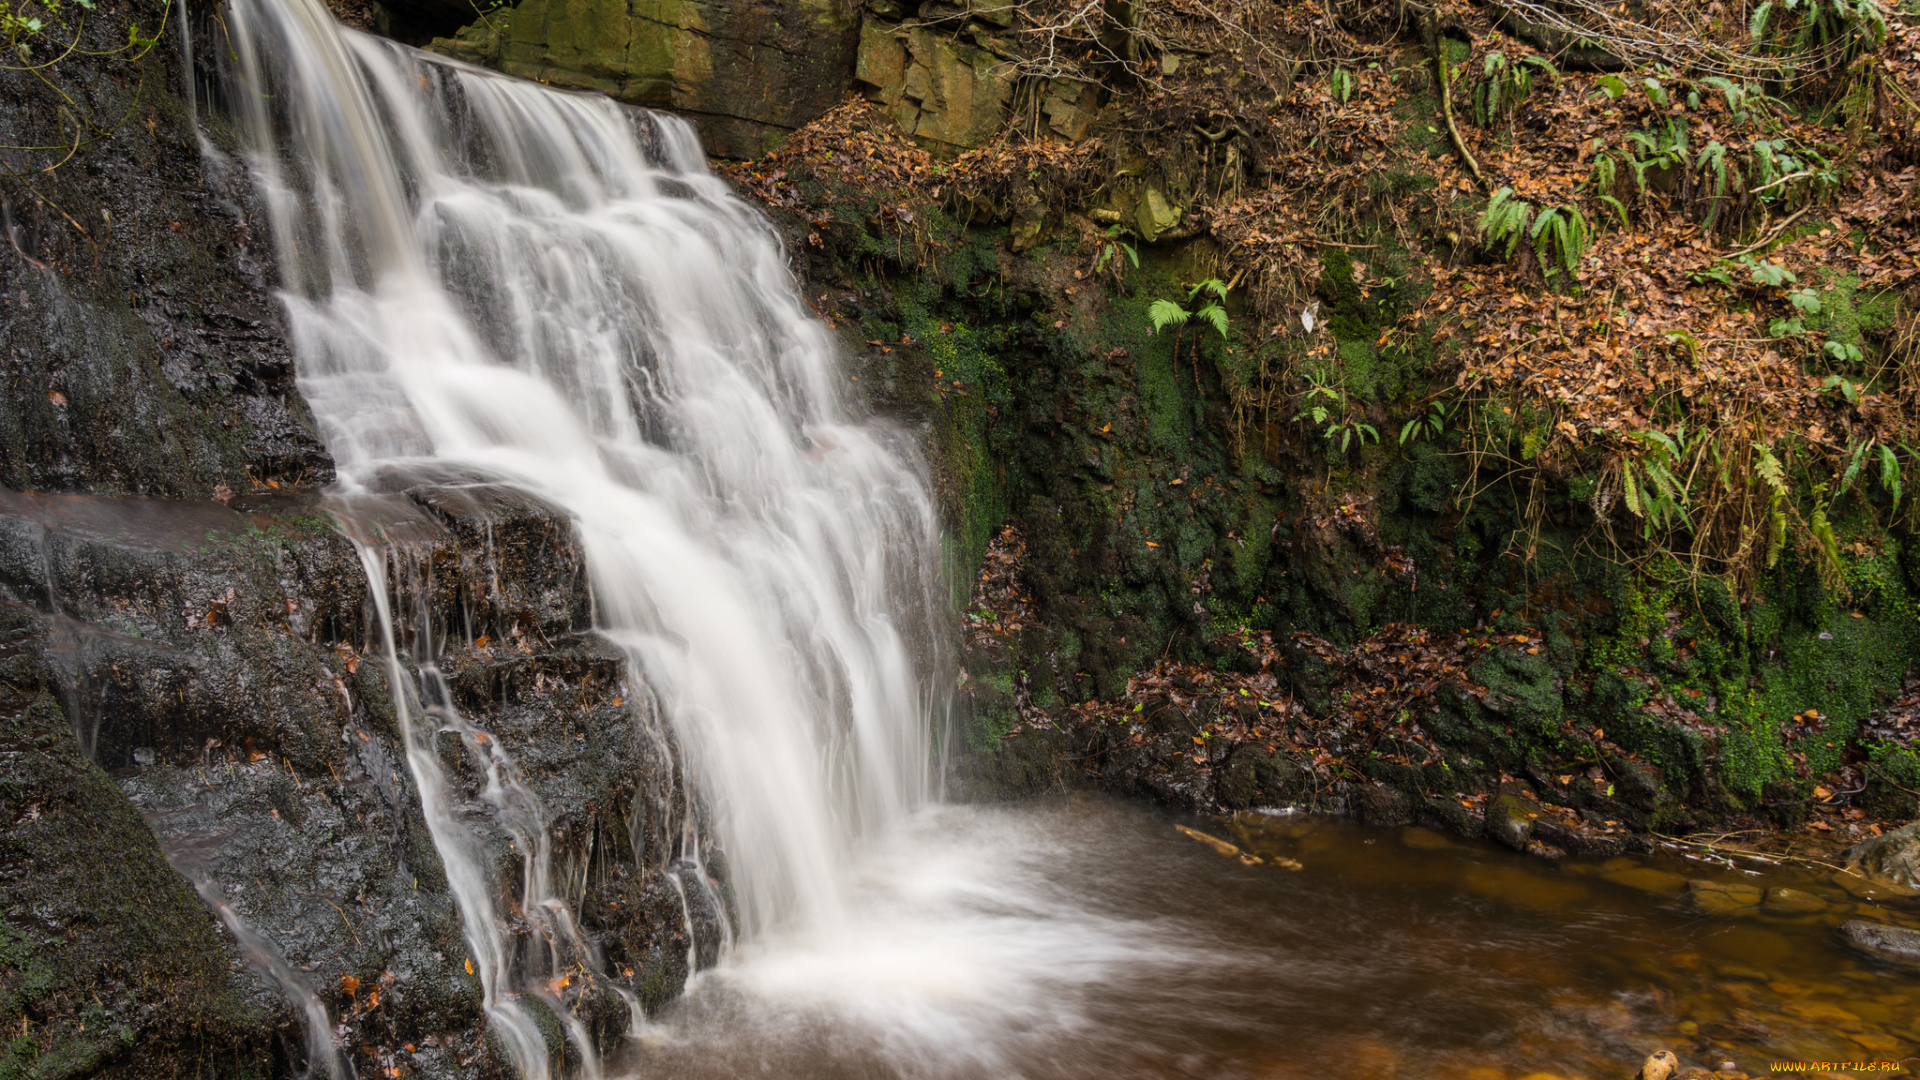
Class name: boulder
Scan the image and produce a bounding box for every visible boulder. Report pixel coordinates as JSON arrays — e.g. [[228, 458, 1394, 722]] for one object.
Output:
[[1836, 919, 1920, 970], [431, 0, 863, 158], [1760, 886, 1828, 916], [1685, 879, 1763, 917], [856, 22, 1015, 150], [1846, 820, 1920, 890], [0, 603, 277, 1077], [1485, 790, 1537, 851], [1636, 1050, 1680, 1080], [1135, 185, 1182, 242]]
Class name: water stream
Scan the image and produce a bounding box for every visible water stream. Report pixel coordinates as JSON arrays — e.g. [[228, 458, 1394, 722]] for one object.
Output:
[[220, 0, 943, 1076], [208, 2, 1919, 1077]]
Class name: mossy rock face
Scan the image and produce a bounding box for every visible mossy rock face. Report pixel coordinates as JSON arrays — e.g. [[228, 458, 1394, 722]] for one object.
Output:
[[432, 0, 862, 158], [0, 603, 276, 1080]]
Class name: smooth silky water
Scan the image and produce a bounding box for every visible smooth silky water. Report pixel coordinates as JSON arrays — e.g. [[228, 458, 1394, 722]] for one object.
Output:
[[631, 797, 1918, 1079], [210, 1, 1917, 1076]]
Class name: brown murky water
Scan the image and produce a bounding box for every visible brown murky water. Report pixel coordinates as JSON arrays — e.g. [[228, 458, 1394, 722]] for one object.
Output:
[[621, 794, 1917, 1080]]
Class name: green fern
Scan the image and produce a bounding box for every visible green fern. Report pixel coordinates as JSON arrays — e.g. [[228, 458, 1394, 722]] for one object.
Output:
[[1473, 52, 1558, 126], [1755, 0, 1888, 75], [1146, 279, 1232, 339], [1478, 187, 1535, 258], [1147, 299, 1189, 334], [1530, 206, 1588, 277], [1696, 140, 1734, 231]]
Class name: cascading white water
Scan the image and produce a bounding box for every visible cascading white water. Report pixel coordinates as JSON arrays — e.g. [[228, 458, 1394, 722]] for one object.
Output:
[[221, 0, 946, 1073]]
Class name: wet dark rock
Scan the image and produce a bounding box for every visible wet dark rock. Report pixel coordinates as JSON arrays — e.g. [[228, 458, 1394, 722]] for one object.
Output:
[[1847, 819, 1920, 890], [1835, 919, 1920, 970], [1414, 793, 1483, 839], [0, 486, 708, 1074], [952, 723, 1072, 800], [1485, 791, 1536, 852], [0, 0, 331, 498], [1353, 782, 1414, 827], [1532, 816, 1625, 858], [1686, 879, 1763, 917], [0, 602, 278, 1078], [1215, 744, 1308, 810]]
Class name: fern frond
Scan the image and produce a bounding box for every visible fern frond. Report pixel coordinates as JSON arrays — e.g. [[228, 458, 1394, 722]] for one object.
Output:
[[1148, 299, 1188, 333]]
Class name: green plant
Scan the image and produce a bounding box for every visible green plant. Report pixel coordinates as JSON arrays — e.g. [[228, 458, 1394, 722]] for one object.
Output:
[[0, 0, 166, 178], [1701, 77, 1784, 124], [1399, 399, 1452, 445], [2, 0, 91, 55], [1825, 340, 1865, 365], [1473, 51, 1558, 126], [1695, 140, 1734, 231], [1837, 437, 1906, 508], [1147, 279, 1231, 339], [1750, 137, 1840, 211], [1093, 224, 1138, 280], [1621, 428, 1695, 537], [1529, 205, 1589, 279], [1330, 67, 1355, 104], [1821, 373, 1865, 402], [1625, 121, 1690, 193], [1477, 189, 1587, 280], [1148, 278, 1232, 392], [1295, 358, 1376, 453], [1752, 0, 1889, 76], [1478, 187, 1534, 257], [1584, 141, 1630, 226]]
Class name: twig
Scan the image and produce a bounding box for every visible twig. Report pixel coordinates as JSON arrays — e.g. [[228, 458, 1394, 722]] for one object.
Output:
[[1719, 206, 1812, 259], [1433, 30, 1484, 190], [1653, 831, 1847, 872]]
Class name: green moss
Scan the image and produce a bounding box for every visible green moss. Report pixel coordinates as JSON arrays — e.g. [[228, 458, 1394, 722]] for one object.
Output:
[[1803, 271, 1897, 348]]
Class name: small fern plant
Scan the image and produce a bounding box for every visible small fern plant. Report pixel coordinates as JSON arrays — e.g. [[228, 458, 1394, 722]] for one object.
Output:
[[1474, 52, 1558, 126], [1751, 0, 1888, 75], [1479, 187, 1535, 258], [1584, 140, 1629, 227], [1148, 279, 1231, 339], [1530, 205, 1588, 280], [1480, 188, 1586, 282]]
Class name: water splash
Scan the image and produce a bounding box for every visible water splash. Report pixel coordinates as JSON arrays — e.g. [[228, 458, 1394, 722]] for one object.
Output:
[[221, 0, 945, 1073]]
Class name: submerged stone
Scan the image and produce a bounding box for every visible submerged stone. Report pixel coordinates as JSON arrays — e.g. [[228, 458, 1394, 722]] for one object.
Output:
[[1829, 867, 1920, 901], [1760, 887, 1829, 916], [1601, 864, 1689, 898], [1687, 879, 1764, 917], [1837, 919, 1920, 970]]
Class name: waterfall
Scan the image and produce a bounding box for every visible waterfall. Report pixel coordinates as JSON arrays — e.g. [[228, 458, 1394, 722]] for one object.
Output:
[[219, 0, 946, 1073]]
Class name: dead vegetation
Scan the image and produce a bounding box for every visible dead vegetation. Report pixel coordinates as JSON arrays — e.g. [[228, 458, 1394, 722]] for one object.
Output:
[[728, 0, 1920, 605]]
